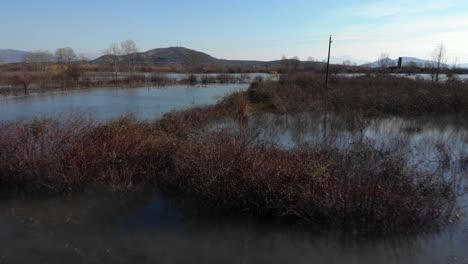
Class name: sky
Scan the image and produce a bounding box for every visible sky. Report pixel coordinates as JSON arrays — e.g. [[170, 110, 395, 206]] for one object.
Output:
[[1, 0, 468, 63]]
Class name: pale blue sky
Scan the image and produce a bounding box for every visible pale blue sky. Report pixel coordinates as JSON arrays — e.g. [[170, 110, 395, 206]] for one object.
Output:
[[1, 0, 468, 62]]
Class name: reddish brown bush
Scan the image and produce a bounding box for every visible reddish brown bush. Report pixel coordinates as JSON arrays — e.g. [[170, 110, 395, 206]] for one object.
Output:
[[0, 116, 174, 193], [166, 132, 456, 234]]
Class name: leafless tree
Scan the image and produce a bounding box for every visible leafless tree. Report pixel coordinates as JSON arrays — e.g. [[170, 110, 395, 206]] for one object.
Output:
[[24, 50, 53, 71], [55, 47, 79, 87], [103, 43, 122, 81], [55, 47, 77, 65], [120, 39, 139, 72], [377, 53, 393, 73], [430, 43, 447, 82]]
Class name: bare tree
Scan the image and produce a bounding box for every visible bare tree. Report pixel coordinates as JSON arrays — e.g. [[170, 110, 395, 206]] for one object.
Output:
[[55, 47, 79, 87], [55, 47, 77, 65], [120, 39, 139, 72], [430, 43, 447, 82], [103, 43, 122, 81], [24, 50, 53, 71], [377, 53, 392, 74]]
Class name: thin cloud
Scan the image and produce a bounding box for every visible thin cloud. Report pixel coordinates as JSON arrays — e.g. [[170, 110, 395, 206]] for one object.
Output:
[[347, 0, 459, 19]]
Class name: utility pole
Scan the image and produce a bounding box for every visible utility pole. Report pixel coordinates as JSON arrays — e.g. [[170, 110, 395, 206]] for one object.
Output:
[[325, 35, 332, 86]]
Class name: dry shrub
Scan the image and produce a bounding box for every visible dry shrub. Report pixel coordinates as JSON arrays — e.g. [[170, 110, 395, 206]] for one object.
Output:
[[249, 74, 468, 115], [159, 92, 248, 136], [0, 115, 174, 193], [166, 132, 456, 234]]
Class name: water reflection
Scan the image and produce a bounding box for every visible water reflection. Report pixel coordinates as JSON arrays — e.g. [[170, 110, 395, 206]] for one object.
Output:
[[0, 84, 248, 122], [0, 191, 467, 264], [208, 113, 468, 176]]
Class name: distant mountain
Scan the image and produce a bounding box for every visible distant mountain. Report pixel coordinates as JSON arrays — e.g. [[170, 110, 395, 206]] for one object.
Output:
[[94, 47, 304, 68], [361, 57, 446, 68], [94, 47, 223, 66], [0, 49, 29, 63], [458, 63, 468, 69]]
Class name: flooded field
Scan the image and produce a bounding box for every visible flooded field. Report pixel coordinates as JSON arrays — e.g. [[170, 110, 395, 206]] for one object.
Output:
[[337, 73, 468, 82], [0, 84, 248, 122], [208, 113, 468, 175], [0, 84, 467, 263]]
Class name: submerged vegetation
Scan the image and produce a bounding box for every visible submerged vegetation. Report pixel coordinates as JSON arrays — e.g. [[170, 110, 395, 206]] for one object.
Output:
[[0, 68, 258, 96], [1, 74, 465, 234]]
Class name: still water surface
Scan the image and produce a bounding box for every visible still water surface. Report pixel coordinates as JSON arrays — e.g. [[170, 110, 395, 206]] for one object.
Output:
[[0, 84, 248, 122], [0, 191, 467, 264]]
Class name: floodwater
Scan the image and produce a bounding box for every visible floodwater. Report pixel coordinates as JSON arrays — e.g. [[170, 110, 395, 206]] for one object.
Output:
[[338, 73, 468, 82], [0, 190, 467, 264], [0, 84, 248, 122], [1, 86, 468, 263], [209, 113, 468, 176]]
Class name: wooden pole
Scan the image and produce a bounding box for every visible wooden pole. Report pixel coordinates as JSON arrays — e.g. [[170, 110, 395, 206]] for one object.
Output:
[[325, 35, 332, 86]]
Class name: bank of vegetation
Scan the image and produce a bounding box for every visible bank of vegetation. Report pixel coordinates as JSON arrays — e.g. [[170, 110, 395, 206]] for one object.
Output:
[[248, 73, 468, 115]]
